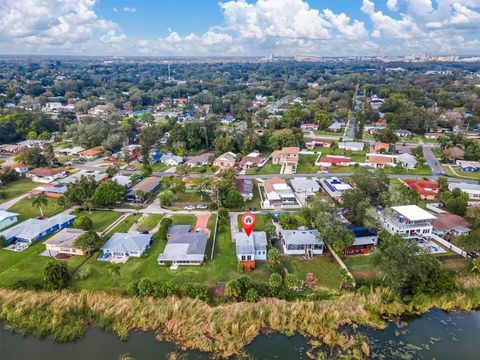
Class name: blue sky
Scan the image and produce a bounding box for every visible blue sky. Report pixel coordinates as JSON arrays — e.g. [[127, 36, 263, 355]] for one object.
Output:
[[0, 0, 479, 56]]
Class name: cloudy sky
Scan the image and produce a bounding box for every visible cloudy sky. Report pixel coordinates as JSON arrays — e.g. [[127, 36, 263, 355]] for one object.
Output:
[[1, 0, 479, 56]]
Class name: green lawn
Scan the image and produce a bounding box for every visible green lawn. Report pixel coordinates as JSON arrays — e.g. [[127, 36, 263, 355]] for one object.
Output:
[[236, 213, 269, 232], [8, 197, 64, 222], [382, 164, 433, 176], [151, 162, 171, 172], [0, 178, 39, 204], [284, 254, 342, 290], [447, 165, 480, 180], [73, 210, 123, 232], [138, 214, 164, 232], [245, 161, 281, 175], [0, 236, 86, 288], [104, 213, 143, 237], [190, 165, 216, 174], [343, 255, 380, 281], [314, 130, 342, 137], [296, 154, 320, 173], [244, 181, 262, 211]]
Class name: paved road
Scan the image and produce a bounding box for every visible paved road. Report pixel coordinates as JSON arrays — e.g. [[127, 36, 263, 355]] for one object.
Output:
[[422, 146, 446, 175]]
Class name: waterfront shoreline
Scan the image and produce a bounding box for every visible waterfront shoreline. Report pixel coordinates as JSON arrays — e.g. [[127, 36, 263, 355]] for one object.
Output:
[[1, 280, 479, 358]]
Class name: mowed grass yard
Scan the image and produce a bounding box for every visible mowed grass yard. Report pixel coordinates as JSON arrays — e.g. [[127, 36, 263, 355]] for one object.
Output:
[[245, 161, 281, 175], [8, 197, 64, 221], [73, 210, 123, 232], [0, 178, 40, 204]]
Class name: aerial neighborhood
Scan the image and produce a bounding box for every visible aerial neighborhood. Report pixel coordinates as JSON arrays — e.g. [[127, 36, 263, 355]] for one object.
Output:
[[0, 55, 479, 359]]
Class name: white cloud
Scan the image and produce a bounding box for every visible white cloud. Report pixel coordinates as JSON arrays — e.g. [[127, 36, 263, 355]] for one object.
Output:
[[0, 0, 479, 56]]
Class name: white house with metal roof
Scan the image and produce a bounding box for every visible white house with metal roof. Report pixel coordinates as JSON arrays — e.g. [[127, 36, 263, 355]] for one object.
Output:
[[234, 231, 268, 263], [281, 228, 324, 256], [157, 225, 208, 266], [448, 182, 480, 202], [99, 233, 152, 262], [380, 205, 436, 239], [0, 210, 19, 231]]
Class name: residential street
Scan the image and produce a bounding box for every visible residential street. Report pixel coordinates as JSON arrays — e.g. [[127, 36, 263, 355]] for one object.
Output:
[[423, 146, 446, 175]]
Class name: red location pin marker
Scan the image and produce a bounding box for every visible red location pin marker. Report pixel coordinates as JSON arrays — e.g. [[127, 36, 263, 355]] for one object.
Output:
[[241, 212, 256, 237]]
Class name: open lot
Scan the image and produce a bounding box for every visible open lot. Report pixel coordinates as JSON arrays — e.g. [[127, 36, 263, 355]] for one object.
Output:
[[73, 210, 123, 232], [245, 161, 281, 175]]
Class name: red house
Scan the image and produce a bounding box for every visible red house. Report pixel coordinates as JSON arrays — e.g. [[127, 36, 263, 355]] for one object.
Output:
[[403, 179, 440, 200]]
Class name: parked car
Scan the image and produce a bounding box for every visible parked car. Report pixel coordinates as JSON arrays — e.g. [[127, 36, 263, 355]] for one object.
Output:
[[273, 214, 279, 223], [196, 204, 208, 209], [184, 205, 195, 210]]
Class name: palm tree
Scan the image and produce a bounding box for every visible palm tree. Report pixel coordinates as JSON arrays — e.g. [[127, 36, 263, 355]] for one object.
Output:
[[31, 194, 48, 217], [106, 263, 121, 285], [82, 198, 94, 213]]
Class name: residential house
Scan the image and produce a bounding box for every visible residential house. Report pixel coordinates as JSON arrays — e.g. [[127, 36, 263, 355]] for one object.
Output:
[[3, 163, 29, 175], [290, 177, 320, 202], [380, 205, 436, 239], [60, 170, 108, 185], [55, 147, 84, 156], [0, 214, 75, 245], [403, 179, 439, 200], [17, 139, 44, 148], [126, 176, 161, 202], [79, 146, 103, 160], [149, 149, 162, 164], [236, 179, 254, 200], [328, 122, 343, 132], [27, 167, 66, 183], [345, 225, 378, 255], [300, 123, 319, 131], [281, 228, 324, 256], [100, 233, 152, 262], [369, 95, 385, 109], [220, 116, 237, 125], [234, 231, 267, 272], [319, 177, 352, 201], [305, 140, 332, 150], [88, 104, 109, 116], [173, 98, 188, 106], [262, 177, 297, 208], [448, 182, 480, 202], [397, 153, 417, 169], [213, 152, 236, 169], [432, 213, 471, 237], [425, 133, 444, 140], [456, 160, 480, 172], [394, 129, 413, 137], [366, 154, 395, 169], [238, 151, 265, 170], [30, 182, 67, 198], [339, 142, 364, 152], [185, 153, 213, 167], [372, 142, 390, 154], [157, 225, 208, 266], [317, 156, 351, 168], [112, 175, 132, 188], [0, 210, 19, 231], [271, 147, 300, 174], [43, 228, 88, 257], [161, 153, 184, 166]]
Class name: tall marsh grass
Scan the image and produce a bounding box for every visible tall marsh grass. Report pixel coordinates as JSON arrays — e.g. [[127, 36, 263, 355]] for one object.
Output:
[[1, 273, 479, 358]]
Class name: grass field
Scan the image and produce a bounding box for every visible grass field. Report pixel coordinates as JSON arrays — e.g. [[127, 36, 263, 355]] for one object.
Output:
[[8, 197, 64, 221], [151, 162, 171, 172], [73, 210, 123, 232], [382, 164, 433, 176], [137, 214, 164, 232], [245, 161, 281, 175], [0, 178, 39, 204], [343, 255, 380, 281], [296, 154, 320, 173], [244, 181, 262, 211], [236, 213, 269, 231], [314, 130, 342, 137]]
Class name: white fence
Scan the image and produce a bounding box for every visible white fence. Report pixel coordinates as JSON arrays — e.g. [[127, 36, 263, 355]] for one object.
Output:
[[431, 234, 468, 258]]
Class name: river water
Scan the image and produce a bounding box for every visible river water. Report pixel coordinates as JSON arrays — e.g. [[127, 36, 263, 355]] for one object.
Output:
[[1, 309, 479, 359]]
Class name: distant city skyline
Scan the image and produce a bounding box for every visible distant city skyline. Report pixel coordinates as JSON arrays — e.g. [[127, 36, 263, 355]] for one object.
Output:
[[1, 0, 479, 57]]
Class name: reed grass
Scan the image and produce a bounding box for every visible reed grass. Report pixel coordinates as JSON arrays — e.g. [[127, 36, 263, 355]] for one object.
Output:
[[1, 273, 479, 358]]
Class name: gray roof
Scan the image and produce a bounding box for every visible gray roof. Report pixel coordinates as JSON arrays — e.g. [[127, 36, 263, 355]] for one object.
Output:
[[44, 228, 85, 248], [448, 182, 480, 192], [0, 210, 19, 223], [282, 229, 323, 246], [290, 178, 320, 193], [234, 231, 267, 256], [161, 153, 184, 164], [167, 225, 191, 237], [397, 153, 417, 165], [158, 228, 208, 262], [0, 213, 75, 242], [101, 233, 152, 254], [185, 153, 212, 166], [60, 170, 108, 184]]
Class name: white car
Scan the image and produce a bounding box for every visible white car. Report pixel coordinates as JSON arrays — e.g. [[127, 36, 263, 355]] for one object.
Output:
[[184, 205, 195, 210], [196, 204, 208, 209]]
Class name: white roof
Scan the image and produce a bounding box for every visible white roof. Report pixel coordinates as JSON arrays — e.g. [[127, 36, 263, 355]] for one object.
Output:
[[112, 175, 132, 187], [0, 210, 19, 222], [448, 182, 480, 193], [391, 205, 436, 221]]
